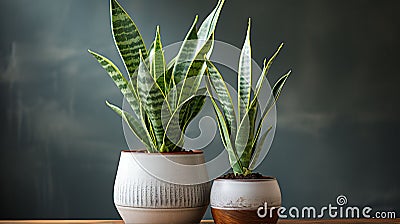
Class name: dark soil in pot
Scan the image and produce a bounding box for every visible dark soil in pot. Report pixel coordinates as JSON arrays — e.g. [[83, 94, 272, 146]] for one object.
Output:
[[217, 172, 274, 179]]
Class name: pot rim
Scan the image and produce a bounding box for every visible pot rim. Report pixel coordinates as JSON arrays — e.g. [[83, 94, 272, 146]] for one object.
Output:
[[214, 176, 276, 182], [121, 149, 204, 155]]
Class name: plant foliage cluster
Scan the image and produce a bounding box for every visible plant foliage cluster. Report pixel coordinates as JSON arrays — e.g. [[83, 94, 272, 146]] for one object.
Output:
[[89, 0, 290, 175]]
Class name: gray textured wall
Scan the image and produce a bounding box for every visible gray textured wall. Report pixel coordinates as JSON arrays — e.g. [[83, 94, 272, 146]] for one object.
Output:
[[0, 0, 399, 220]]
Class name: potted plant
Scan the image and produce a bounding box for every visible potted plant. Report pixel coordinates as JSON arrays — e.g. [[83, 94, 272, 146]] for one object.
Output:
[[206, 19, 291, 224], [88, 0, 224, 223]]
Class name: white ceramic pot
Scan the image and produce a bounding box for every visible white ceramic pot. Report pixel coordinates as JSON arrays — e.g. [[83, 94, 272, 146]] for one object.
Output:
[[114, 150, 211, 224], [210, 177, 281, 224]]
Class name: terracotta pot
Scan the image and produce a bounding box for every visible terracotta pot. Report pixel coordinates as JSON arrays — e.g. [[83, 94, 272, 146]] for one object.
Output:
[[114, 150, 210, 224], [210, 177, 281, 224]]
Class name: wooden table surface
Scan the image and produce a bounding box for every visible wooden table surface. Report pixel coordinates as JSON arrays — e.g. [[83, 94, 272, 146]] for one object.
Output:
[[0, 220, 399, 223]]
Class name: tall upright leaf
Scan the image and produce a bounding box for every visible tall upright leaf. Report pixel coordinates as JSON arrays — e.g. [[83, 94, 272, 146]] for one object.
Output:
[[236, 44, 283, 166], [206, 75, 244, 173], [177, 34, 214, 106], [198, 0, 224, 41], [173, 0, 225, 106], [238, 19, 252, 122], [165, 57, 176, 85], [137, 50, 170, 147], [149, 26, 167, 94], [197, 0, 225, 55], [252, 71, 291, 154], [110, 0, 148, 87], [172, 16, 199, 98], [91, 0, 223, 153], [254, 43, 284, 102], [234, 101, 259, 170], [234, 108, 251, 169], [205, 59, 236, 137], [165, 58, 177, 110]]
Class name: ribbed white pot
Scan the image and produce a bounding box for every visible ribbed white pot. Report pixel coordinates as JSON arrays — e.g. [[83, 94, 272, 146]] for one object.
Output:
[[114, 150, 210, 224]]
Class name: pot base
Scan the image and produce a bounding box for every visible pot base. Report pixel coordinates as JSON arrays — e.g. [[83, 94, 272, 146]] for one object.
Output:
[[115, 205, 208, 224], [211, 207, 278, 224]]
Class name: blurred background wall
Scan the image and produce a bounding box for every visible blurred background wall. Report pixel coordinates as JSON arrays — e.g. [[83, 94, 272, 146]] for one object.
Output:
[[0, 0, 399, 219]]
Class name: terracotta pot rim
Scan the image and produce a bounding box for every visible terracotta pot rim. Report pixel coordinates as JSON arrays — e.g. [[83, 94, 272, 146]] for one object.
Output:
[[214, 176, 276, 182], [121, 149, 203, 155]]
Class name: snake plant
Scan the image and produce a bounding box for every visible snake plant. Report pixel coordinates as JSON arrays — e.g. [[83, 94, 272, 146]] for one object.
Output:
[[205, 19, 291, 175], [88, 0, 225, 152]]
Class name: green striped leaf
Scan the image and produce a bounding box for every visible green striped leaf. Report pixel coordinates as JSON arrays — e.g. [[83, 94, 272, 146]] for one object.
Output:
[[106, 101, 156, 152], [253, 43, 284, 104], [162, 106, 182, 151], [252, 71, 291, 155], [137, 50, 170, 147], [206, 69, 244, 174], [162, 93, 205, 152], [172, 16, 199, 102], [140, 101, 157, 151], [173, 0, 225, 106], [165, 58, 176, 86], [234, 100, 258, 169], [110, 0, 148, 88], [247, 99, 258, 155], [235, 44, 283, 168], [165, 57, 177, 111], [197, 0, 224, 57], [179, 88, 207, 133], [234, 109, 251, 169], [150, 26, 166, 94], [235, 88, 261, 169], [148, 41, 154, 57], [177, 34, 214, 106], [213, 108, 228, 149], [88, 50, 140, 117], [238, 19, 252, 122], [198, 0, 224, 42], [205, 59, 236, 138], [248, 126, 272, 171], [169, 93, 206, 152]]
